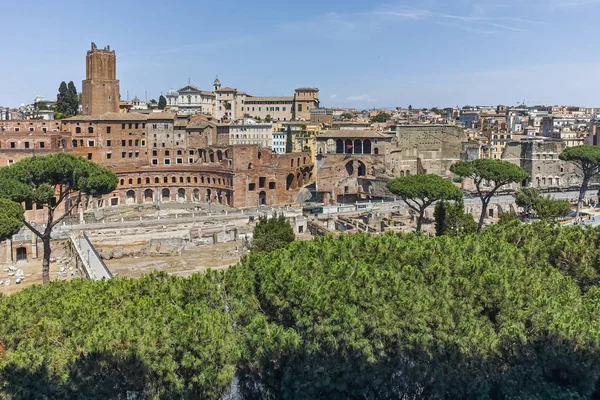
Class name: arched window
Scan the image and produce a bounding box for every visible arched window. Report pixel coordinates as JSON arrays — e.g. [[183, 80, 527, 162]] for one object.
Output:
[[128, 178, 133, 185], [146, 177, 150, 184], [137, 178, 142, 184], [88, 127, 94, 134]]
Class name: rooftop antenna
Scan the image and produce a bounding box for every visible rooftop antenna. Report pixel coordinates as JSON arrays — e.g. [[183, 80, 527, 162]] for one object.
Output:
[[127, 90, 129, 101], [145, 91, 147, 102]]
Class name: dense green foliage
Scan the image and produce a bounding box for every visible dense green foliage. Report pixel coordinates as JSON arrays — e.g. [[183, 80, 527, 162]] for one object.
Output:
[[370, 112, 391, 123], [434, 200, 477, 236], [4, 224, 600, 398], [251, 213, 295, 253], [0, 153, 118, 283], [451, 159, 529, 231], [0, 199, 24, 241], [158, 95, 167, 110], [560, 145, 600, 217], [387, 174, 463, 231], [0, 273, 238, 399], [514, 188, 572, 220], [56, 81, 79, 117]]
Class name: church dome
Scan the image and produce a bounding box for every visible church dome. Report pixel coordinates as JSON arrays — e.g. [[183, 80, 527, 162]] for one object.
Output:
[[167, 88, 178, 97]]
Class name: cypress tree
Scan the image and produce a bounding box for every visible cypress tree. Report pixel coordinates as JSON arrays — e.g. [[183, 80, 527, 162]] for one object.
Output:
[[56, 81, 68, 114]]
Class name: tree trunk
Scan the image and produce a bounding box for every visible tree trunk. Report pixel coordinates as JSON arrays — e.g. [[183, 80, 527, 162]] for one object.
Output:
[[576, 176, 589, 219], [477, 200, 488, 233], [416, 209, 424, 232], [42, 236, 51, 285]]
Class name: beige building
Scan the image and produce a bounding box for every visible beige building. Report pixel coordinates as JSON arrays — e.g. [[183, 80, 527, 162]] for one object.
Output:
[[229, 121, 273, 148], [214, 80, 319, 122]]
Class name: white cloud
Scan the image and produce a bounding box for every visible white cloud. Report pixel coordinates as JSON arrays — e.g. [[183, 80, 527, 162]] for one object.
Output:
[[347, 94, 376, 102], [330, 94, 337, 99]]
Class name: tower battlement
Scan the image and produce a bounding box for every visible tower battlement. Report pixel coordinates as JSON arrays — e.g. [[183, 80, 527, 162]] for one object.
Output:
[[82, 42, 120, 115]]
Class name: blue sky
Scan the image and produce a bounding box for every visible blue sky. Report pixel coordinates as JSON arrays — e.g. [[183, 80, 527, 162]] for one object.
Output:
[[2, 0, 600, 109]]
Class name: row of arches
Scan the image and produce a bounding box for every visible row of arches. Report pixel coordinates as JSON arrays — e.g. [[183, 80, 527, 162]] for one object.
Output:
[[119, 174, 233, 189], [286, 167, 314, 190], [335, 139, 374, 155], [199, 149, 229, 163], [290, 156, 309, 168], [125, 187, 232, 206]]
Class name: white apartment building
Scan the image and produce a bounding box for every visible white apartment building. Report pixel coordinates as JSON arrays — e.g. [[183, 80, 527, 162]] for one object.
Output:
[[271, 132, 286, 154]]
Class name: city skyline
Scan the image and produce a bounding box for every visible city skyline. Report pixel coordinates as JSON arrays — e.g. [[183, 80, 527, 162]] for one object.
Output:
[[3, 0, 600, 109]]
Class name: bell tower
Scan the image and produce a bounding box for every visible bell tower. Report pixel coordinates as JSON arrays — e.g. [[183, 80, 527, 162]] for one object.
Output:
[[81, 42, 120, 115]]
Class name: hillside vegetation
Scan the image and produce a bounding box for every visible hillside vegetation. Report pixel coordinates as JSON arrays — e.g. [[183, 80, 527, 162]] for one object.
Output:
[[2, 222, 600, 399]]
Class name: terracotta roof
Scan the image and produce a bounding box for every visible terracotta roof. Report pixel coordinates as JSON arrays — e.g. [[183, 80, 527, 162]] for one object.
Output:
[[216, 87, 237, 92], [146, 112, 176, 120], [174, 120, 188, 127], [186, 119, 214, 129], [63, 112, 148, 122], [318, 130, 387, 139]]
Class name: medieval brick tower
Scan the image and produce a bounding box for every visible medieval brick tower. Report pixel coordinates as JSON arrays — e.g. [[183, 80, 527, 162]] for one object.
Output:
[[81, 42, 120, 115]]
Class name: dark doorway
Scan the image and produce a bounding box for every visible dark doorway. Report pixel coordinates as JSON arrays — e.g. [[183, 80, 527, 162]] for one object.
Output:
[[16, 247, 27, 262]]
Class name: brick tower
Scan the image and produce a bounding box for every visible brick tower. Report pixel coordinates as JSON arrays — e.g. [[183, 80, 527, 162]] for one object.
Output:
[[81, 42, 120, 115]]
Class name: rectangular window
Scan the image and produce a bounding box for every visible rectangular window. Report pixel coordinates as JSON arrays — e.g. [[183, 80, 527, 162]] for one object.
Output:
[[129, 140, 133, 146], [164, 159, 171, 165], [106, 140, 112, 146], [121, 152, 126, 158], [135, 140, 139, 146], [248, 183, 256, 191], [164, 124, 169, 129], [128, 152, 133, 158], [142, 123, 145, 128], [39, 142, 45, 149], [42, 127, 47, 133], [10, 142, 15, 148], [298, 104, 302, 112], [152, 159, 158, 165], [176, 158, 183, 164], [152, 150, 157, 156], [106, 127, 111, 134], [283, 107, 286, 111], [87, 153, 92, 160], [269, 182, 276, 190], [128, 123, 132, 129], [188, 158, 194, 163], [24, 142, 30, 149], [135, 123, 139, 129], [107, 153, 112, 159], [88, 140, 95, 147], [121, 140, 126, 146], [141, 140, 146, 146], [259, 177, 266, 188], [122, 123, 125, 129]]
